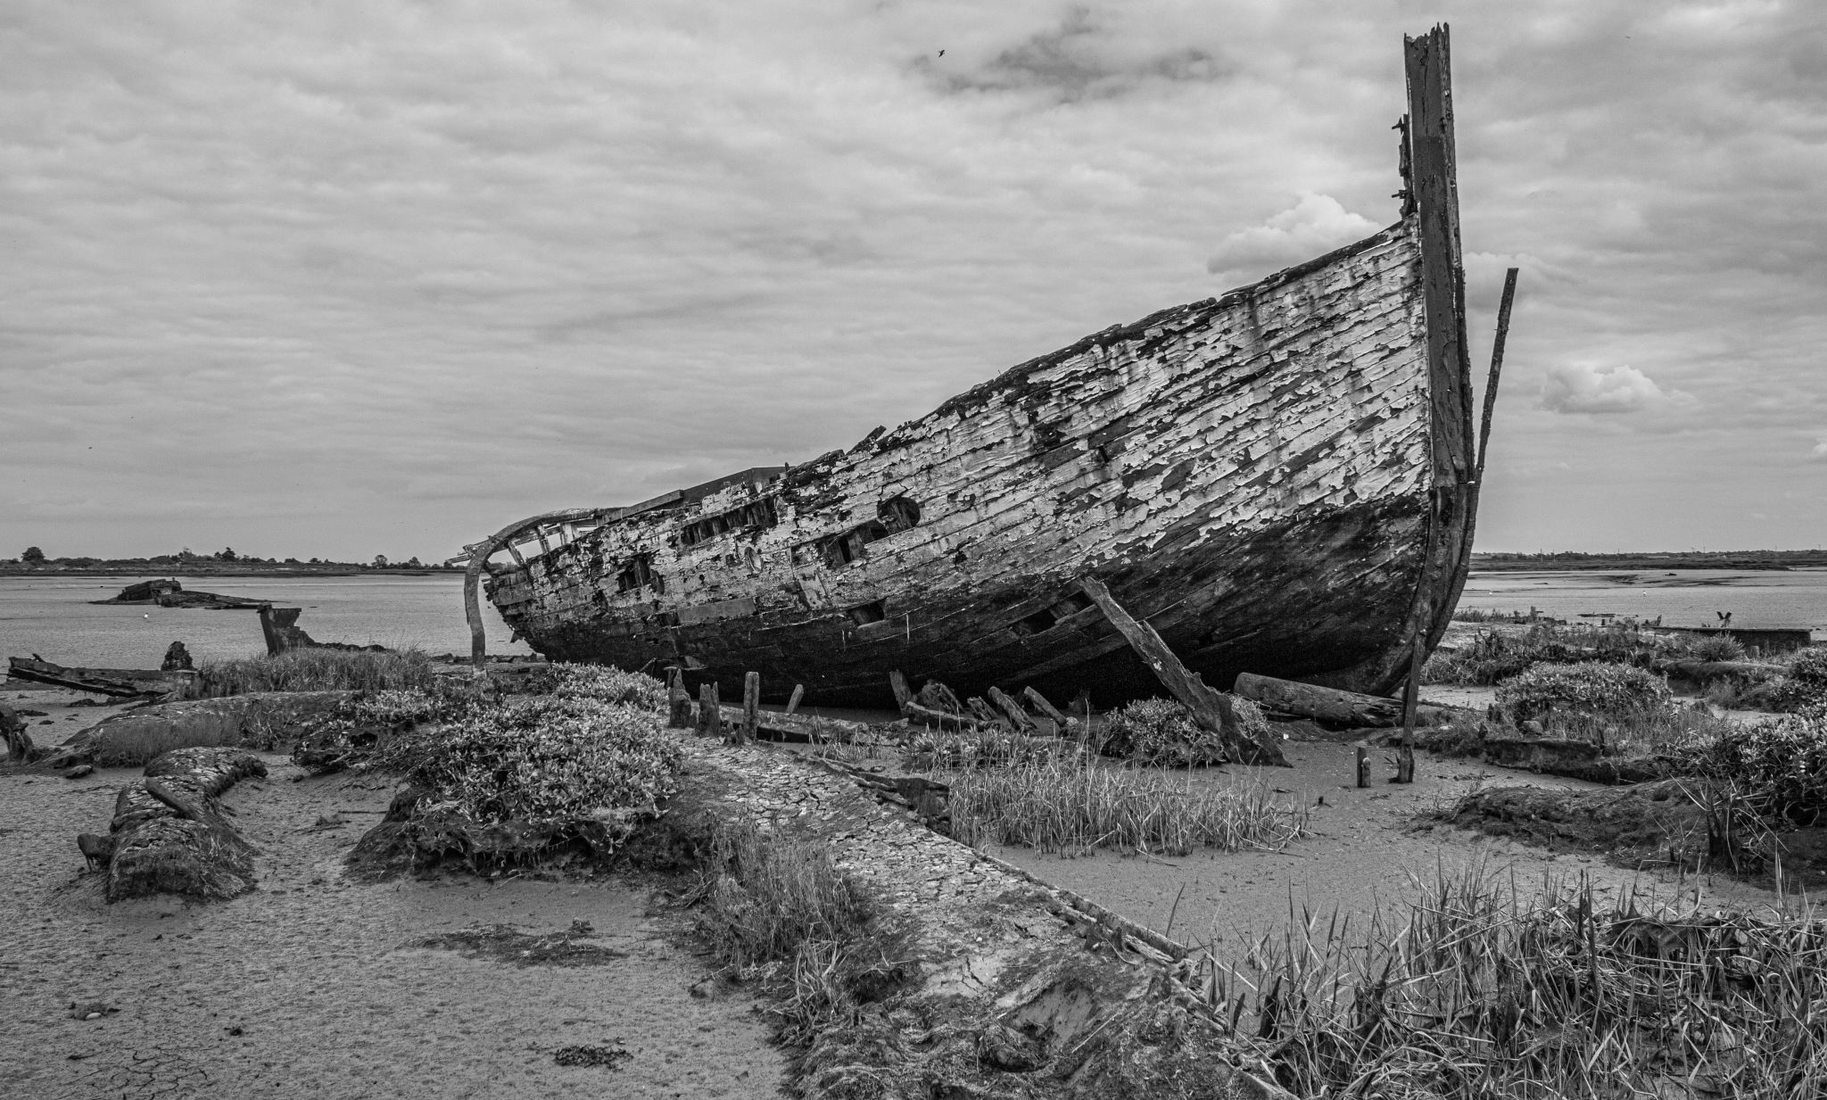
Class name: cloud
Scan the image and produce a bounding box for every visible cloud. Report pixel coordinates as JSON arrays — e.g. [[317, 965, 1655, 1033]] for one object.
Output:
[[1811, 437, 1827, 462], [1204, 193, 1380, 274], [1538, 362, 1694, 415], [920, 6, 1231, 103]]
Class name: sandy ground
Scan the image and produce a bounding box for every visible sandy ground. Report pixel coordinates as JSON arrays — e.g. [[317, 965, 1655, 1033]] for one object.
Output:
[[1, 682, 1795, 1098], [1, 687, 786, 1100], [987, 737, 1786, 970]]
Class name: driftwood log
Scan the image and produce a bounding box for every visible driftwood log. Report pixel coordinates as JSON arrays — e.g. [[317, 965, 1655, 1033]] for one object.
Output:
[[1233, 671, 1474, 729], [1080, 577, 1288, 766], [85, 747, 267, 901]]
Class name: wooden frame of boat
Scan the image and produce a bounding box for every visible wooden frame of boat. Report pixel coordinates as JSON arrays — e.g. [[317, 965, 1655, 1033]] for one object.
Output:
[[463, 26, 1488, 708]]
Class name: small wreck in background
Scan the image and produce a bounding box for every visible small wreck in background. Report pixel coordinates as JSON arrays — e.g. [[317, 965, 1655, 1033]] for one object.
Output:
[[463, 27, 1500, 709]]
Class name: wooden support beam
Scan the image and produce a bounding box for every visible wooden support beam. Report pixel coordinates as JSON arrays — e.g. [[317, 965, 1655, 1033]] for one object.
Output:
[[904, 701, 978, 730], [965, 697, 1007, 729], [986, 687, 1038, 734], [1022, 687, 1069, 726], [1395, 637, 1422, 783], [1079, 577, 1287, 767], [888, 670, 913, 714], [1476, 267, 1519, 481], [785, 683, 806, 716]]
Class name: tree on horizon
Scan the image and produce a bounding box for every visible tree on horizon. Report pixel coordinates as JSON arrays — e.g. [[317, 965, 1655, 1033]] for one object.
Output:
[[21, 546, 45, 564]]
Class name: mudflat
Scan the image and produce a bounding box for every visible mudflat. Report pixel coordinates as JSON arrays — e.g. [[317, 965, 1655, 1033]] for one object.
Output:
[[0, 747, 785, 1100]]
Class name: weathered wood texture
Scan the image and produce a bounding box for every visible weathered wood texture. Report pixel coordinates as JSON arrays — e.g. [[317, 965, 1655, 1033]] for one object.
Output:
[[479, 26, 1479, 710], [1234, 671, 1472, 729], [6, 656, 180, 698], [95, 747, 267, 902]]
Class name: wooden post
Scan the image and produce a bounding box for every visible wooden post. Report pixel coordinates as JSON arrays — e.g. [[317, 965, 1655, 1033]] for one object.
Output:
[[888, 670, 913, 714], [987, 687, 1038, 734], [1080, 576, 1287, 766], [667, 669, 692, 729], [741, 671, 760, 745], [698, 683, 722, 738], [1356, 744, 1371, 788], [785, 683, 805, 716], [256, 605, 285, 656]]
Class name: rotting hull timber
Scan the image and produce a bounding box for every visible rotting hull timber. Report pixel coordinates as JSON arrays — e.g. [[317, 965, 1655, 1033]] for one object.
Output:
[[472, 26, 1478, 709]]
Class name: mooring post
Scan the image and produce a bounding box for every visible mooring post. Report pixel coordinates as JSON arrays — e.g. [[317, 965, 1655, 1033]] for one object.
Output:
[[741, 671, 760, 744], [1356, 744, 1371, 789]]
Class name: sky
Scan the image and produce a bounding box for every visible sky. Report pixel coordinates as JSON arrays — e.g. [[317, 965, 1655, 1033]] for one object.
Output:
[[3, 0, 1824, 564]]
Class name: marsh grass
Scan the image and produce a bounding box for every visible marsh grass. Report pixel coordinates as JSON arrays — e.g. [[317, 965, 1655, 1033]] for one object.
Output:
[[1201, 861, 1827, 1098], [688, 817, 906, 1053], [694, 816, 876, 971], [199, 647, 437, 694], [945, 754, 1308, 857]]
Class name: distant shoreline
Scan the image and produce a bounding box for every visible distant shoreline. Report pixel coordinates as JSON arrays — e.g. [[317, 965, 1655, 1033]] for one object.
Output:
[[1471, 551, 1827, 573], [0, 565, 461, 579]]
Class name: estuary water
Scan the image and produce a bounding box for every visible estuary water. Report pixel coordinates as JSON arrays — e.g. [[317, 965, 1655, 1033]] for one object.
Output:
[[2, 568, 1822, 674], [0, 574, 531, 669], [1455, 568, 1827, 640]]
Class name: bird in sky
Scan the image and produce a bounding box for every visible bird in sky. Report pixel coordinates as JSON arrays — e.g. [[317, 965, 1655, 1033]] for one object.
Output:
[[938, 49, 945, 56]]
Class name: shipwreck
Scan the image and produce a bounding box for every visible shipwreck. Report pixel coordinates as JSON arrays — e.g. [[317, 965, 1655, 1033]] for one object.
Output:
[[463, 27, 1504, 709]]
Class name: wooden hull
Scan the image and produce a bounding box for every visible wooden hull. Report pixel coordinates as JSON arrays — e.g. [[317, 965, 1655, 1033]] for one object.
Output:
[[472, 28, 1479, 709]]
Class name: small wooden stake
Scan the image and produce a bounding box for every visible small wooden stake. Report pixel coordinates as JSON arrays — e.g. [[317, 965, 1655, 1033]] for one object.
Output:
[[785, 683, 805, 716], [1356, 745, 1371, 789], [741, 671, 760, 745]]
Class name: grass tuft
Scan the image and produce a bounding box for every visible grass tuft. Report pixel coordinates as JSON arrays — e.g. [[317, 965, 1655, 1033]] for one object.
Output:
[[199, 648, 437, 694], [945, 754, 1308, 857], [1203, 861, 1827, 1099]]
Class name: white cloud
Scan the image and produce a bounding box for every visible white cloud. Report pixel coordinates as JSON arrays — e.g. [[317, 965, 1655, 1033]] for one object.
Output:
[[1810, 437, 1827, 461], [1204, 193, 1380, 275], [1538, 362, 1693, 415]]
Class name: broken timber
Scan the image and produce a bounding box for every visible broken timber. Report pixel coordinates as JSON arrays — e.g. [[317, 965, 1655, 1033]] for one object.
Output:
[[466, 25, 1488, 716], [1080, 577, 1288, 767]]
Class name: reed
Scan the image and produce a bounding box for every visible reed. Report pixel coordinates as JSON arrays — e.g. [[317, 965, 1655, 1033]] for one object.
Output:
[[198, 647, 437, 694], [1201, 861, 1827, 1098], [945, 755, 1308, 857]]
